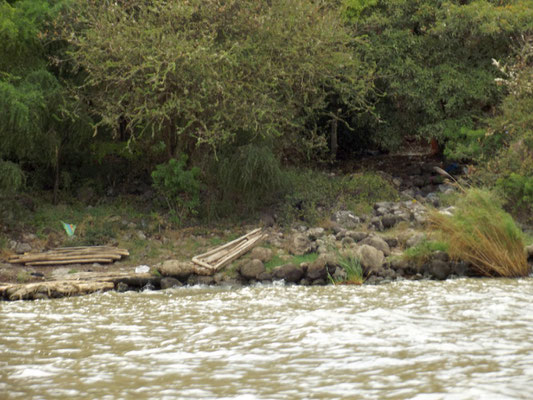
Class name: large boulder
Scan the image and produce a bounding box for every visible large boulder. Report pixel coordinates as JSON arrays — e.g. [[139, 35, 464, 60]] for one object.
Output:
[[250, 247, 273, 263], [160, 277, 183, 289], [289, 233, 313, 256], [273, 263, 304, 283], [429, 260, 451, 280], [156, 260, 196, 279], [360, 236, 391, 256], [333, 211, 360, 229], [239, 259, 266, 280], [306, 254, 336, 281], [356, 245, 384, 272]]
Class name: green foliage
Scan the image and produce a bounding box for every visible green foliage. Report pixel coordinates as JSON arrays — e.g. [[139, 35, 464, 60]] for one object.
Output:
[[215, 145, 287, 213], [429, 188, 529, 277], [403, 240, 449, 266], [443, 126, 504, 162], [282, 169, 399, 223], [344, 0, 533, 149], [70, 0, 373, 162], [0, 159, 25, 193], [497, 173, 533, 213], [151, 156, 202, 225], [0, 0, 93, 198], [329, 253, 364, 285]]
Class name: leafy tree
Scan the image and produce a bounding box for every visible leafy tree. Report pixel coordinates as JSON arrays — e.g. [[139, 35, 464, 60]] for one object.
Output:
[[0, 0, 92, 202], [68, 0, 374, 163], [343, 0, 533, 150]]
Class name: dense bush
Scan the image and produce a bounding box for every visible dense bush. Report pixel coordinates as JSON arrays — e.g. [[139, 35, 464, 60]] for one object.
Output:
[[344, 0, 533, 150], [151, 156, 202, 225]]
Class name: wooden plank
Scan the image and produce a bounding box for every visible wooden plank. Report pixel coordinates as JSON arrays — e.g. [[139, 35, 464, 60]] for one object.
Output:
[[194, 228, 261, 259], [213, 234, 264, 271], [202, 231, 262, 264], [12, 253, 123, 263], [27, 258, 114, 266]]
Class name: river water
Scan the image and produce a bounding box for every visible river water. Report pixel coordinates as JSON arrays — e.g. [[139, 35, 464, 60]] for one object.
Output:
[[1, 278, 532, 399]]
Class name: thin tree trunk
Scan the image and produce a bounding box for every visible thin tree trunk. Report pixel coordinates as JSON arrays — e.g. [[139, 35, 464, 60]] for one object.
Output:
[[53, 145, 60, 205], [330, 118, 338, 160]]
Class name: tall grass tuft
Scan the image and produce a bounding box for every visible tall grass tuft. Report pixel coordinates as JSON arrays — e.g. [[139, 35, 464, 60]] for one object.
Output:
[[429, 188, 529, 277], [329, 253, 364, 285]]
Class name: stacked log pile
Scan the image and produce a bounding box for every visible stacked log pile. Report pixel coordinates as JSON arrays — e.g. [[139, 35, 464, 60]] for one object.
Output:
[[192, 228, 264, 272], [8, 246, 129, 266]]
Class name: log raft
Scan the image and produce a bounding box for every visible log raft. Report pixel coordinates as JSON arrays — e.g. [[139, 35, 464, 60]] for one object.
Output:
[[8, 246, 129, 266], [192, 228, 264, 272]]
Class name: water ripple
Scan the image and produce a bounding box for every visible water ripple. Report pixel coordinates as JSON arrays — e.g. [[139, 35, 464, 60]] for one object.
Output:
[[1, 278, 532, 399]]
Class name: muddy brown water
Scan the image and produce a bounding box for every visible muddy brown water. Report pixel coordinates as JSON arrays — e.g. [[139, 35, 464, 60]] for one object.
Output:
[[1, 278, 532, 399]]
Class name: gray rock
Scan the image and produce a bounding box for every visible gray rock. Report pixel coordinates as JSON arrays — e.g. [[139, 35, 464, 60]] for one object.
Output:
[[369, 217, 384, 231], [333, 211, 360, 229], [383, 237, 398, 248], [250, 247, 273, 263], [15, 242, 32, 254], [257, 271, 273, 281], [381, 215, 398, 229], [375, 207, 389, 216], [311, 278, 326, 286], [341, 237, 355, 247], [160, 277, 182, 289], [307, 227, 325, 240], [116, 282, 130, 292], [389, 257, 408, 271], [273, 263, 304, 283], [526, 244, 533, 260], [289, 233, 312, 256], [374, 201, 393, 210], [451, 261, 471, 277], [346, 231, 368, 242], [188, 275, 215, 285], [306, 255, 336, 280], [405, 233, 426, 248], [430, 260, 451, 280], [356, 245, 384, 272], [360, 236, 391, 256], [432, 251, 449, 262], [240, 259, 266, 280], [136, 231, 147, 240]]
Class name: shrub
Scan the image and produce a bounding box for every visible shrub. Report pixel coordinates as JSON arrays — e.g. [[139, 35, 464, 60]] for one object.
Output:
[[151, 155, 201, 225], [429, 188, 529, 277], [216, 144, 287, 212], [0, 160, 25, 193]]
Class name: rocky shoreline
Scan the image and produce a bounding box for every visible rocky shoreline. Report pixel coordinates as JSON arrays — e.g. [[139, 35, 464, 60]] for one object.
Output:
[[2, 198, 532, 301], [2, 157, 533, 301]]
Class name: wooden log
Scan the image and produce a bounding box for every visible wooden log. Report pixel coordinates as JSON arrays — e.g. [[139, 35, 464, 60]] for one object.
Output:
[[27, 258, 114, 266], [213, 234, 264, 271], [195, 228, 261, 259], [12, 253, 123, 263], [203, 231, 262, 264]]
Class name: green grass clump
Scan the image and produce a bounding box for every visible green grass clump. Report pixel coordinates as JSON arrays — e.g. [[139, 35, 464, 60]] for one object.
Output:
[[429, 188, 529, 277], [329, 254, 364, 285], [403, 240, 449, 267], [264, 252, 318, 271]]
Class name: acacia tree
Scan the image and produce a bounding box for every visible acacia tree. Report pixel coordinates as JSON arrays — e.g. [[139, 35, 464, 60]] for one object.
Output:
[[69, 0, 374, 163]]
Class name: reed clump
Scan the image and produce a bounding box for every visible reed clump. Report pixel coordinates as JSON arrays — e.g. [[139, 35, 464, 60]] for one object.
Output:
[[429, 188, 529, 277]]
